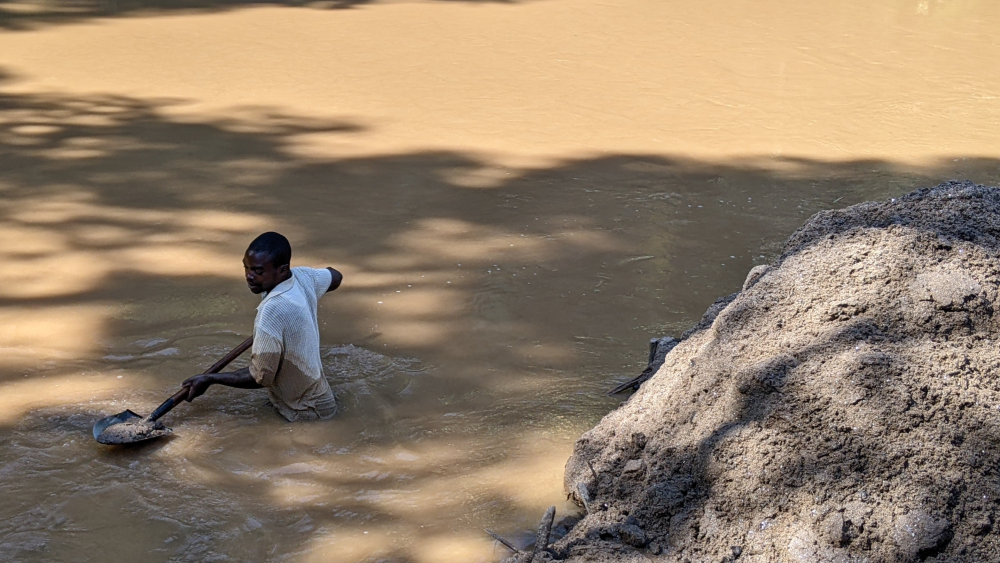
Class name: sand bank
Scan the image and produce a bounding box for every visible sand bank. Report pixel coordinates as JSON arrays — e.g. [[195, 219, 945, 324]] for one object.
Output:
[[547, 181, 1000, 562]]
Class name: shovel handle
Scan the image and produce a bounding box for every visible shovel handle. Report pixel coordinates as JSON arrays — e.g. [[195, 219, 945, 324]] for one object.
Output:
[[204, 336, 254, 375], [147, 336, 254, 422], [147, 387, 193, 423]]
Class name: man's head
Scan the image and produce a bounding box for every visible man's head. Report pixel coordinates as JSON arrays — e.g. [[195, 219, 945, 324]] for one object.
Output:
[[244, 232, 292, 294]]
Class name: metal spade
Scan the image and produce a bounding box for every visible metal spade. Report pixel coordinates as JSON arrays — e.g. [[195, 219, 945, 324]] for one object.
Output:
[[93, 336, 253, 445]]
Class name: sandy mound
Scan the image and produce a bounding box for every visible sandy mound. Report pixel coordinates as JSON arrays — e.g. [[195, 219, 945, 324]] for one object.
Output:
[[550, 181, 1000, 563]]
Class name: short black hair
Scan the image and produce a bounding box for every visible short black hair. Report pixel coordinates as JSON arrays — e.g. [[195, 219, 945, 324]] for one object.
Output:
[[247, 232, 291, 267]]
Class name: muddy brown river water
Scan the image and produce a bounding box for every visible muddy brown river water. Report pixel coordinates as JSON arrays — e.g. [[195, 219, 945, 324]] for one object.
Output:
[[1, 0, 999, 561]]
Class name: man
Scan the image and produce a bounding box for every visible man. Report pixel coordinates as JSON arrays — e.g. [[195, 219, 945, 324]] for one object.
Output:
[[181, 232, 343, 421]]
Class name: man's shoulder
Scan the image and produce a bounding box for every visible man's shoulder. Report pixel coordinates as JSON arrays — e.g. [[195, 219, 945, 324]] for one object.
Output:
[[292, 266, 333, 297], [258, 286, 307, 317], [292, 266, 326, 278]]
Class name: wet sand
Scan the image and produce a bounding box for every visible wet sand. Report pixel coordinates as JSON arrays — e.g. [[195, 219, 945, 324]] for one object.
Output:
[[1, 0, 1000, 561]]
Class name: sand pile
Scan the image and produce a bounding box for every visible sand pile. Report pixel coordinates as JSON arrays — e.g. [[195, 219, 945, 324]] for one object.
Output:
[[548, 181, 1000, 562]]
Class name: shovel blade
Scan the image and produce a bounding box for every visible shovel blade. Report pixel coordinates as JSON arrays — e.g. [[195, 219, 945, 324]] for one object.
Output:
[[93, 410, 173, 445], [93, 410, 141, 440], [96, 419, 172, 445]]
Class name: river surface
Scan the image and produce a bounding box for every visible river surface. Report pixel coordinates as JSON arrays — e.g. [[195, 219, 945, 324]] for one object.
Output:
[[1, 0, 999, 561]]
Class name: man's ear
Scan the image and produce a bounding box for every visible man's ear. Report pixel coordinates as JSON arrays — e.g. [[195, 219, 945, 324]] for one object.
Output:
[[278, 263, 290, 276]]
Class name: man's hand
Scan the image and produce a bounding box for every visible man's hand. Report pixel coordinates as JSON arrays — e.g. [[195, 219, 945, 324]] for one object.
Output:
[[181, 373, 216, 402]]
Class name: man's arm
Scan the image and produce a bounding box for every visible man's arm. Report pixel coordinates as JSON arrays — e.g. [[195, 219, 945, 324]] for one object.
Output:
[[181, 367, 263, 402], [326, 267, 343, 293]]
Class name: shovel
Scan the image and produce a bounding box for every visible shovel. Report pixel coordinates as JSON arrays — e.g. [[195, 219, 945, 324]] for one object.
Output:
[[93, 336, 254, 445]]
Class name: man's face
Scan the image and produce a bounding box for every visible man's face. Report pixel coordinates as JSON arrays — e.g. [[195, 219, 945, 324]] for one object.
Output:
[[243, 250, 288, 294]]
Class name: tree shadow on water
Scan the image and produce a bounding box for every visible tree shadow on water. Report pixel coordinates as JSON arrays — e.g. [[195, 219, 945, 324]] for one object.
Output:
[[3, 76, 1000, 562], [0, 0, 525, 31]]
